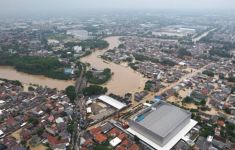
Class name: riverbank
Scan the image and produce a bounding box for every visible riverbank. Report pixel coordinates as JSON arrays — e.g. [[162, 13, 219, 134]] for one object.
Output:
[[0, 55, 71, 80], [0, 66, 74, 90]]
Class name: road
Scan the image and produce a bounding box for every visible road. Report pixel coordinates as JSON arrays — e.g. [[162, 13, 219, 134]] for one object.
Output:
[[71, 65, 88, 150], [129, 63, 214, 108], [192, 28, 216, 43], [71, 61, 214, 148], [156, 63, 213, 96]]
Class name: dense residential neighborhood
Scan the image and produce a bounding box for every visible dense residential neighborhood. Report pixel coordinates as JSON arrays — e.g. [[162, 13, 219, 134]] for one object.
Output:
[[0, 5, 235, 150]]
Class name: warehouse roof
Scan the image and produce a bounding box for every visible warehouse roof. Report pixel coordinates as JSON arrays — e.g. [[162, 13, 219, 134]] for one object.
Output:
[[98, 95, 127, 110], [138, 102, 191, 138], [127, 119, 197, 150]]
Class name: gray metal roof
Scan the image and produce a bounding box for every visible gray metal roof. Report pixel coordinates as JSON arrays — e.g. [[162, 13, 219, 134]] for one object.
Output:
[[137, 102, 190, 138]]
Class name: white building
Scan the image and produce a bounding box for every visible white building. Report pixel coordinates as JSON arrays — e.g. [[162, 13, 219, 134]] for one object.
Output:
[[67, 30, 90, 40], [98, 95, 127, 110], [73, 46, 82, 53]]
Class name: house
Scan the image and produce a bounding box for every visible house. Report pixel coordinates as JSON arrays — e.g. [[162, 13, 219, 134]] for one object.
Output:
[[101, 122, 114, 134], [29, 135, 41, 147], [90, 127, 102, 135], [45, 124, 58, 135], [2, 137, 18, 149], [32, 107, 44, 116], [212, 135, 230, 150], [217, 120, 225, 127], [48, 115, 55, 122], [118, 133, 128, 140], [82, 139, 93, 148], [173, 140, 190, 150], [119, 139, 132, 149], [94, 133, 107, 144], [110, 137, 122, 147], [47, 135, 69, 150], [194, 136, 211, 150], [55, 117, 64, 124], [108, 128, 121, 137], [6, 117, 18, 129], [191, 90, 207, 103], [115, 145, 126, 150], [129, 144, 140, 150], [20, 129, 32, 141]]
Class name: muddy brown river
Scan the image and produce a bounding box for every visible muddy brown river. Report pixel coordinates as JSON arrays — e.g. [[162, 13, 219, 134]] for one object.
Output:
[[0, 36, 147, 94], [80, 36, 147, 95]]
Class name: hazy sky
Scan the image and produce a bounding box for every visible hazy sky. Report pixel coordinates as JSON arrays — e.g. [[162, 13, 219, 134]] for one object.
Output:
[[0, 0, 234, 16]]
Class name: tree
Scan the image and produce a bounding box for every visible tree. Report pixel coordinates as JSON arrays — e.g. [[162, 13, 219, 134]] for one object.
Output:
[[37, 128, 44, 136], [0, 55, 71, 80], [183, 96, 194, 103], [82, 85, 107, 96], [178, 48, 192, 58], [174, 92, 179, 98], [67, 121, 74, 134], [65, 85, 76, 103], [118, 44, 125, 49], [200, 99, 206, 106], [202, 70, 214, 77], [86, 68, 112, 84], [20, 140, 27, 147], [28, 117, 39, 126]]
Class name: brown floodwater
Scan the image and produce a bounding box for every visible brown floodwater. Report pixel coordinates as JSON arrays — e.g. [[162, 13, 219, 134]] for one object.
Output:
[[0, 36, 147, 94], [0, 66, 74, 90], [80, 36, 147, 96]]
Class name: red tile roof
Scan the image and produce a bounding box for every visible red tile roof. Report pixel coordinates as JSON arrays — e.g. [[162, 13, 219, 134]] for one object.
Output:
[[118, 133, 127, 140], [109, 128, 121, 137], [129, 144, 140, 150], [94, 133, 107, 143], [47, 135, 69, 145], [80, 148, 88, 150], [82, 139, 93, 147], [115, 145, 126, 150], [120, 139, 131, 148], [90, 127, 102, 135], [20, 129, 32, 141], [48, 115, 55, 122], [6, 117, 17, 126], [217, 120, 225, 127]]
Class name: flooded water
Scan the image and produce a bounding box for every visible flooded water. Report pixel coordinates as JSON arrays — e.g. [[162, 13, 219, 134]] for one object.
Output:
[[0, 66, 74, 90], [0, 36, 147, 94], [80, 36, 147, 95]]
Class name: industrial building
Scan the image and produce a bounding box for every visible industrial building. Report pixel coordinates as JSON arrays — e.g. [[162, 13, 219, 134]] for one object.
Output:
[[127, 101, 197, 150], [98, 95, 127, 110]]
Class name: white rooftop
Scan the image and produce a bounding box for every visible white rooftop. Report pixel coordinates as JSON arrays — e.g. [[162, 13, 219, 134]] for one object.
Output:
[[55, 117, 64, 124], [0, 130, 3, 134], [98, 95, 127, 110], [87, 107, 92, 113], [110, 137, 122, 147], [127, 119, 197, 150]]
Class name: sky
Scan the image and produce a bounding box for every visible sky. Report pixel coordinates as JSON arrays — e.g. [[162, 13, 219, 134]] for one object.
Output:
[[0, 0, 234, 16]]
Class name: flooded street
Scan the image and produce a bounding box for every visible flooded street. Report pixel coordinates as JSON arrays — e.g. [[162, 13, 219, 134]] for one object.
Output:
[[80, 36, 147, 95], [0, 66, 74, 90]]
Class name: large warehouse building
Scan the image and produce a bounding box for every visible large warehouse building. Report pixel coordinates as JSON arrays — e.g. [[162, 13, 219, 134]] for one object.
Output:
[[127, 101, 197, 150]]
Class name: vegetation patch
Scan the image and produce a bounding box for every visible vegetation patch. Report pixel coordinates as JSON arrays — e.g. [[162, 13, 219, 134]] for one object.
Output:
[[86, 68, 112, 84], [0, 54, 71, 80]]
